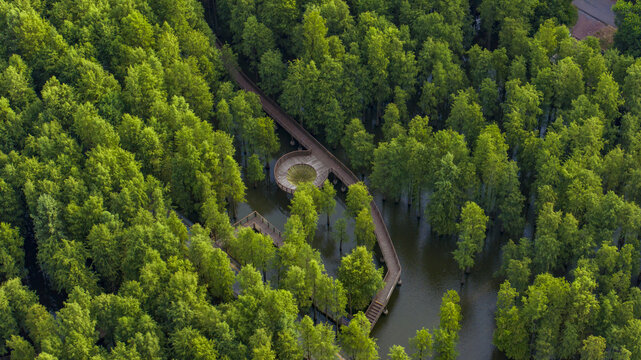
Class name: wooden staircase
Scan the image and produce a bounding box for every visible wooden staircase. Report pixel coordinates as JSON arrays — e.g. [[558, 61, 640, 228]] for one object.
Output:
[[365, 300, 385, 326]]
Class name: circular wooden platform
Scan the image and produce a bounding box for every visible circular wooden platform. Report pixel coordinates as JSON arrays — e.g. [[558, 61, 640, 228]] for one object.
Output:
[[274, 150, 330, 194]]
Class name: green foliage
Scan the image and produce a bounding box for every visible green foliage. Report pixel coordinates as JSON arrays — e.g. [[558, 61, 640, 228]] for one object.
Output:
[[338, 246, 384, 313], [0, 223, 25, 281], [289, 189, 319, 241], [342, 119, 375, 175], [388, 345, 410, 360], [370, 135, 412, 201], [340, 312, 379, 360], [189, 225, 235, 301], [355, 207, 376, 250], [299, 315, 340, 360], [613, 1, 641, 57], [319, 180, 337, 224], [346, 182, 373, 218], [452, 202, 488, 271], [171, 327, 218, 360], [231, 227, 275, 275], [258, 49, 286, 97], [241, 16, 275, 71], [427, 153, 464, 236], [434, 290, 462, 360], [409, 328, 433, 360], [446, 89, 486, 146], [246, 154, 265, 186]]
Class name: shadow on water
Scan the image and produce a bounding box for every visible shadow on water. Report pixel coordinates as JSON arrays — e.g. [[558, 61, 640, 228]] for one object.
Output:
[[237, 127, 506, 359], [371, 195, 506, 359]]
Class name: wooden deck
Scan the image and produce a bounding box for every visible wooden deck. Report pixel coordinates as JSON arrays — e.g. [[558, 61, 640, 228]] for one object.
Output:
[[273, 150, 330, 194], [233, 211, 285, 247], [218, 41, 402, 330]]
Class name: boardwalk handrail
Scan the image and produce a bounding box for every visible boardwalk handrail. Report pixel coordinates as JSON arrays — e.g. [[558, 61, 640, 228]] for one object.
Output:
[[217, 39, 401, 329], [273, 150, 312, 194], [234, 211, 284, 244]]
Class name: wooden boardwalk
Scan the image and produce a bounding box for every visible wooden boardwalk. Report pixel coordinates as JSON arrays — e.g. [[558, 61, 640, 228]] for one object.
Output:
[[233, 211, 285, 247], [218, 41, 402, 329]]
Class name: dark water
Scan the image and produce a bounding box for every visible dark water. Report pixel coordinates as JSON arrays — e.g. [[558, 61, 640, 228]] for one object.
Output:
[[236, 127, 505, 359]]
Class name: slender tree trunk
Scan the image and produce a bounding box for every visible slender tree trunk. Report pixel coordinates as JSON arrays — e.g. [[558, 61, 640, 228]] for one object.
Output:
[[417, 189, 422, 219], [313, 281, 317, 323], [327, 213, 330, 228]]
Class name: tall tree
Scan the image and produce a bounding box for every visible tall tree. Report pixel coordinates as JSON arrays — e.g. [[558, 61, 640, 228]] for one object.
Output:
[[0, 223, 25, 282], [452, 202, 488, 276], [342, 119, 375, 176], [388, 345, 410, 360], [333, 217, 348, 255], [258, 49, 287, 97], [346, 182, 373, 218], [613, 1, 641, 57], [247, 154, 265, 187], [355, 207, 376, 250], [318, 180, 336, 227], [409, 328, 433, 360], [446, 89, 486, 146], [301, 8, 330, 65], [433, 290, 462, 360], [241, 16, 275, 71], [338, 246, 384, 314], [290, 190, 319, 241], [427, 153, 464, 236], [340, 312, 378, 360]]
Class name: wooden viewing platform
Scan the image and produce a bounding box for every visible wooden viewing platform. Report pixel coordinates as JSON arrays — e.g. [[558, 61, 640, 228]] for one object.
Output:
[[273, 150, 330, 194], [218, 40, 402, 330], [233, 211, 285, 247]]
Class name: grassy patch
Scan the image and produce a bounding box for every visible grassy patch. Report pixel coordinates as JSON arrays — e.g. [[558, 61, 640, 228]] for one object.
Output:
[[287, 164, 317, 185]]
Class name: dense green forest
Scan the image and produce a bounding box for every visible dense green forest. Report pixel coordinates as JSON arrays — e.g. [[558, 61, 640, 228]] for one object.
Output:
[[0, 0, 640, 359]]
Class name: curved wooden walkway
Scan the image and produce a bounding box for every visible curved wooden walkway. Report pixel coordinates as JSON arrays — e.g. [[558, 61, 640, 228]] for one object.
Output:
[[218, 41, 402, 329]]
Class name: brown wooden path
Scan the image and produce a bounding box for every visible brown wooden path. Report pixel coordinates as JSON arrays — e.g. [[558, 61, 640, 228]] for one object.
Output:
[[233, 211, 285, 247], [218, 41, 402, 329]]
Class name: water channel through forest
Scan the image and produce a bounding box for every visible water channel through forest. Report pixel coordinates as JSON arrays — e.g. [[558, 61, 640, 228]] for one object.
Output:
[[237, 127, 506, 359]]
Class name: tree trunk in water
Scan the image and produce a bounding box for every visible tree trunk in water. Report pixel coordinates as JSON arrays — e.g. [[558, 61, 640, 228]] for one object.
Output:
[[313, 281, 317, 323]]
